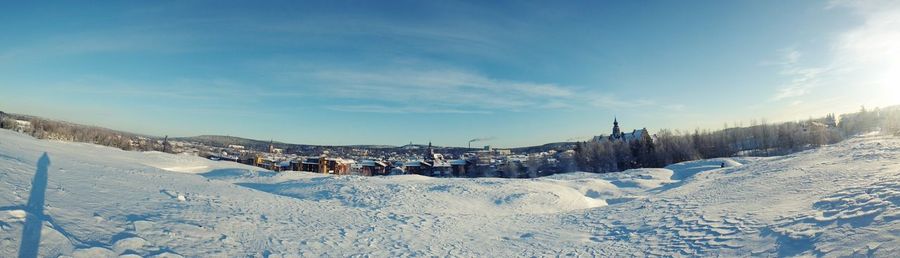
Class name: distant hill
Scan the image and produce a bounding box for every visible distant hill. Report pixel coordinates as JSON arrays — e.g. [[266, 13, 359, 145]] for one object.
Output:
[[178, 134, 579, 153], [175, 135, 399, 151], [175, 135, 286, 150], [511, 142, 578, 153]]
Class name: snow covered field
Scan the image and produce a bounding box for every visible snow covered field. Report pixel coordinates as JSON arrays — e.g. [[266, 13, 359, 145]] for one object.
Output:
[[1, 129, 898, 257]]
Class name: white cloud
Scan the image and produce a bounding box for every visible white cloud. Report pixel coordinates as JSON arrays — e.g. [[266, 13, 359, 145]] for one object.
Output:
[[771, 48, 826, 101], [0, 31, 200, 66], [773, 0, 900, 106], [48, 76, 287, 104], [830, 1, 900, 106], [326, 105, 491, 114], [294, 69, 575, 113], [296, 68, 670, 114]]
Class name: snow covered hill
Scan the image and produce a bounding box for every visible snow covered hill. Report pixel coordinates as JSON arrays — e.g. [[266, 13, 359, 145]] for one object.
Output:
[[1, 129, 897, 257]]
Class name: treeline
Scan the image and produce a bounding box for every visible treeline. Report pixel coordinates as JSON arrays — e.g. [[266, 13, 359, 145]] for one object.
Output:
[[0, 112, 167, 151], [574, 106, 900, 173], [839, 106, 900, 136]]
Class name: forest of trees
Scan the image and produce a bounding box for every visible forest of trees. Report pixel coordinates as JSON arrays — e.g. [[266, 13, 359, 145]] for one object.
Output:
[[574, 106, 900, 173], [0, 112, 167, 152], [3, 106, 900, 177]]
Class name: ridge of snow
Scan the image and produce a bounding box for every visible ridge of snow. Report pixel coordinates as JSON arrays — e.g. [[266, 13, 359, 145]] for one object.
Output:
[[1, 130, 898, 256]]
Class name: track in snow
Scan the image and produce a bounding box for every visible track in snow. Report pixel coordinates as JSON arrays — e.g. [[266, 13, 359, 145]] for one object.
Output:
[[1, 130, 898, 257]]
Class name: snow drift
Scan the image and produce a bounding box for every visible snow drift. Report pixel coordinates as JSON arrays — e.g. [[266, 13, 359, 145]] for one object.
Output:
[[0, 130, 898, 257]]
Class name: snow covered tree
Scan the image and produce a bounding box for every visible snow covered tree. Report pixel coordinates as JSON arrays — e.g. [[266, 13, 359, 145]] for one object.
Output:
[[525, 154, 543, 178], [0, 113, 14, 130]]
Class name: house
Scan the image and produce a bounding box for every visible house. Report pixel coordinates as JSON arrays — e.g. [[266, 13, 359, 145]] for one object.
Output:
[[449, 159, 469, 177], [289, 160, 303, 171], [801, 121, 828, 133], [298, 156, 354, 175], [253, 156, 282, 171], [389, 166, 405, 175], [325, 158, 354, 175], [459, 151, 497, 177], [207, 152, 241, 162], [430, 158, 452, 177], [300, 157, 323, 172], [350, 162, 363, 174], [359, 160, 390, 176], [277, 161, 292, 171], [411, 142, 452, 177], [403, 160, 432, 176]]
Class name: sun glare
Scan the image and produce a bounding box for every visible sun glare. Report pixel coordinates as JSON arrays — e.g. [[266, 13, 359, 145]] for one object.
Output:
[[885, 84, 900, 106], [875, 64, 900, 106]]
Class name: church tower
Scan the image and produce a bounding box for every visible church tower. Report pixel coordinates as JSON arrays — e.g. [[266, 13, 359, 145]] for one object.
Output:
[[611, 117, 621, 139], [425, 141, 435, 161]]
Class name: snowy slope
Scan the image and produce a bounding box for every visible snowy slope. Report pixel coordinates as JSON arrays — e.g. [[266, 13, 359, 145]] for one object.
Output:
[[0, 129, 898, 257]]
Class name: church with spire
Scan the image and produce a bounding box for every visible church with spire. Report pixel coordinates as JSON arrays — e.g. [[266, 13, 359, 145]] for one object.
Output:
[[594, 117, 652, 143], [610, 117, 623, 140]]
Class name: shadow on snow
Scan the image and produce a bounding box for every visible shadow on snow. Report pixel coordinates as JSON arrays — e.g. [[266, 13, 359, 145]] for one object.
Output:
[[19, 152, 50, 258]]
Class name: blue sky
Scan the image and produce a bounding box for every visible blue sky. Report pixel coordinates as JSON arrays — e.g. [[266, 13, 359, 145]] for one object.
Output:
[[1, 0, 898, 147]]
